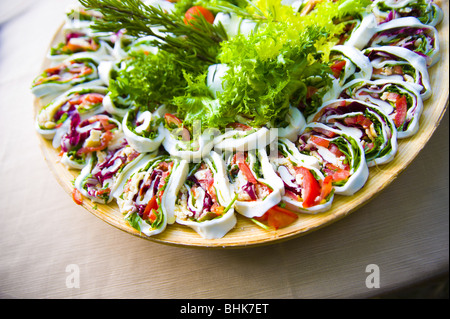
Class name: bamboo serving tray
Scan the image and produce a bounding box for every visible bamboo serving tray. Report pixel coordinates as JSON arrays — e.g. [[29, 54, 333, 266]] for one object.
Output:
[[35, 5, 449, 248]]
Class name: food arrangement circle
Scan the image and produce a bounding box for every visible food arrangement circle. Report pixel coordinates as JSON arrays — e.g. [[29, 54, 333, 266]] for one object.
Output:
[[33, 0, 448, 247]]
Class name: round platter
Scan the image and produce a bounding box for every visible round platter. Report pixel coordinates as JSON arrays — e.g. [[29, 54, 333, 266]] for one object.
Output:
[[34, 2, 449, 248]]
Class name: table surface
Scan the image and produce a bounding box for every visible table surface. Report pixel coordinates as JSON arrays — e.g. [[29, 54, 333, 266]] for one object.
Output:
[[0, 0, 448, 299]]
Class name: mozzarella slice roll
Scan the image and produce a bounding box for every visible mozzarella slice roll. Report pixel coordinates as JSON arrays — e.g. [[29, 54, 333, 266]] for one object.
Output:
[[47, 34, 113, 64], [117, 155, 188, 236], [324, 44, 374, 102], [345, 13, 379, 49], [31, 56, 102, 99], [329, 45, 373, 85], [59, 113, 123, 169], [308, 99, 398, 167], [364, 46, 431, 100], [367, 16, 440, 67], [297, 123, 369, 196], [224, 148, 284, 218], [271, 138, 334, 213], [213, 124, 278, 152], [159, 110, 214, 162], [123, 106, 165, 153], [339, 78, 423, 138], [270, 106, 306, 142], [74, 142, 145, 203], [174, 151, 237, 239], [371, 0, 444, 27], [35, 86, 107, 142]]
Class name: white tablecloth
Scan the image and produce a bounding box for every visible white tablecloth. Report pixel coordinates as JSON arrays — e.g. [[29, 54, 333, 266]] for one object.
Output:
[[0, 0, 448, 299]]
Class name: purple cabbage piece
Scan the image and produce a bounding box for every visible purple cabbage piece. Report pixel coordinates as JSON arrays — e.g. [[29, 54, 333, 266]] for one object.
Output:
[[241, 182, 257, 201]]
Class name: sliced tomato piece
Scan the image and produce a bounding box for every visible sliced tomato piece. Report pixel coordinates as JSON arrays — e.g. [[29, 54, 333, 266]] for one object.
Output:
[[164, 113, 183, 128], [82, 93, 104, 104], [77, 130, 114, 155], [331, 168, 350, 182], [310, 135, 330, 148], [313, 127, 337, 138], [164, 113, 190, 141], [228, 122, 252, 131], [328, 143, 345, 158], [317, 175, 333, 204], [306, 86, 318, 99], [235, 152, 258, 184], [295, 167, 321, 208], [394, 95, 408, 128], [143, 196, 158, 221], [344, 115, 372, 129], [330, 60, 346, 79], [267, 206, 298, 230], [72, 188, 83, 205]]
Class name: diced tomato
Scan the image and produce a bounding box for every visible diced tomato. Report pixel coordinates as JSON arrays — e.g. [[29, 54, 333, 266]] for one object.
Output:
[[72, 188, 83, 205], [97, 188, 110, 196], [394, 95, 407, 128], [211, 203, 224, 216], [393, 65, 404, 75], [295, 167, 321, 208], [330, 60, 346, 79], [310, 135, 330, 148], [143, 196, 158, 221], [235, 152, 258, 184], [184, 6, 215, 25]]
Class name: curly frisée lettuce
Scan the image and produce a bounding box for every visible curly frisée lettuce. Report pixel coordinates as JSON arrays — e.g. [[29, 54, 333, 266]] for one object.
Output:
[[218, 25, 332, 126], [107, 51, 194, 109]]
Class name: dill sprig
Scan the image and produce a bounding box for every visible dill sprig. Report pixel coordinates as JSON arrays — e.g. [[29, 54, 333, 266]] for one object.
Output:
[[79, 0, 228, 66]]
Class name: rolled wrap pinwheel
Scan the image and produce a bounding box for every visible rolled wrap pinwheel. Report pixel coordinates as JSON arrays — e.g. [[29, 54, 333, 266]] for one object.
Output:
[[364, 46, 431, 100], [162, 112, 215, 162], [307, 99, 398, 167], [371, 0, 444, 27], [224, 148, 284, 218], [323, 45, 373, 101], [297, 123, 369, 196], [339, 78, 423, 138], [74, 139, 146, 204], [345, 14, 379, 49], [59, 113, 123, 169], [47, 31, 113, 64], [122, 105, 165, 153], [35, 86, 107, 148], [269, 106, 306, 142], [213, 123, 278, 153], [31, 55, 103, 103], [366, 16, 440, 67], [117, 155, 189, 237], [174, 151, 237, 239], [270, 138, 335, 213]]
